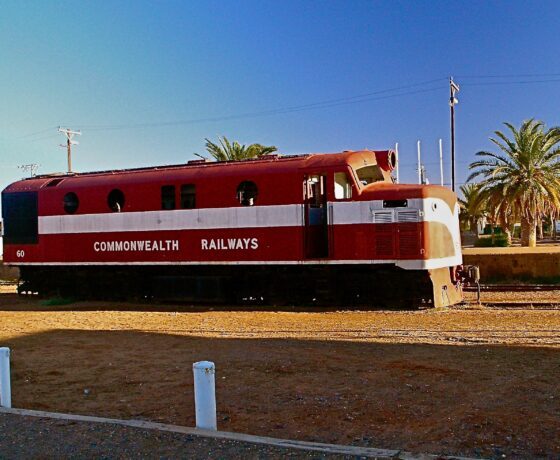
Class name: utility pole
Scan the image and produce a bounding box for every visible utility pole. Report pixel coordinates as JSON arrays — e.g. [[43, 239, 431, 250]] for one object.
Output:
[[394, 142, 399, 184], [439, 139, 444, 186], [58, 127, 81, 173], [417, 140, 422, 185], [18, 163, 39, 178], [449, 77, 460, 192]]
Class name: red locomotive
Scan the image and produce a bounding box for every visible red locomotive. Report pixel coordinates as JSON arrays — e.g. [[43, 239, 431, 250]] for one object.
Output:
[[1, 150, 464, 307]]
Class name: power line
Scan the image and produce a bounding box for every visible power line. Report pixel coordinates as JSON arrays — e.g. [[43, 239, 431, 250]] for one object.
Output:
[[28, 134, 59, 143], [72, 82, 447, 132], [18, 71, 560, 137], [456, 72, 560, 79], [17, 126, 59, 139], [17, 78, 445, 138], [462, 78, 560, 87]]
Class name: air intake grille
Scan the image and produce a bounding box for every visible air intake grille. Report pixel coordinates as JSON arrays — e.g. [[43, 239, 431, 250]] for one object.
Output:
[[397, 210, 419, 223], [375, 233, 395, 257], [372, 210, 393, 224], [398, 223, 421, 257]]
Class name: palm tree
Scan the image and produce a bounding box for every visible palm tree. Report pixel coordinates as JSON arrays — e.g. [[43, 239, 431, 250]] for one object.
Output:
[[468, 119, 560, 247], [478, 181, 518, 245], [205, 136, 277, 161], [458, 183, 484, 233]]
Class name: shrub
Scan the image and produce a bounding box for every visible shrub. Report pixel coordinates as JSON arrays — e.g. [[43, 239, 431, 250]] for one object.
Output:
[[474, 234, 509, 247]]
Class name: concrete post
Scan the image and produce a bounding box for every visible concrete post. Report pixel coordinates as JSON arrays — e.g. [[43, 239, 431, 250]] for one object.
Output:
[[193, 361, 216, 430], [0, 347, 11, 408]]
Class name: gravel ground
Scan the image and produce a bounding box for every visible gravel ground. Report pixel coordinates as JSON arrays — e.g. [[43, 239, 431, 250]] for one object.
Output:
[[0, 413, 353, 460], [0, 293, 559, 458]]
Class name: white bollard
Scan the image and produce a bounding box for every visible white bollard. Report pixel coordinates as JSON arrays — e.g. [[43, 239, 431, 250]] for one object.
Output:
[[0, 347, 11, 408], [193, 360, 217, 430]]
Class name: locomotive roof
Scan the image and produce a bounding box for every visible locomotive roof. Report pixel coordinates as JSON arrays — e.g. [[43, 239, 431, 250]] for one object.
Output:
[[31, 152, 312, 179], [5, 150, 385, 192]]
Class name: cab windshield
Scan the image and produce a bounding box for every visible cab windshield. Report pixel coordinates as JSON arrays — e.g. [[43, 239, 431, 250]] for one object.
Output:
[[355, 165, 384, 186]]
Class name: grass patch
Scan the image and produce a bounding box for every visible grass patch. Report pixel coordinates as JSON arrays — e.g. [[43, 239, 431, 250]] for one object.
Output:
[[40, 297, 76, 306], [474, 234, 509, 247]]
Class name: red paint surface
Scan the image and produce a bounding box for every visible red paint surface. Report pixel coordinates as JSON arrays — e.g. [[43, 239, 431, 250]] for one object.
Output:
[[3, 150, 459, 266]]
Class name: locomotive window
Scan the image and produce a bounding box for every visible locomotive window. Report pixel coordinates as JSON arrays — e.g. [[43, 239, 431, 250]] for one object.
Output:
[[161, 185, 176, 210], [334, 172, 352, 199], [355, 165, 384, 186], [181, 184, 196, 209], [1, 191, 38, 244], [63, 192, 79, 214], [237, 181, 258, 206], [107, 189, 125, 212]]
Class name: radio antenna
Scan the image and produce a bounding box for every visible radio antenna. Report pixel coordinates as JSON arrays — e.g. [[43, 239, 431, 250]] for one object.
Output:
[[18, 163, 39, 178]]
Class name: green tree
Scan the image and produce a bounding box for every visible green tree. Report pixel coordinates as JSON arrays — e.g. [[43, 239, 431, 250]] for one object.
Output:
[[458, 183, 484, 233], [205, 136, 277, 161], [478, 181, 518, 245], [468, 119, 560, 247]]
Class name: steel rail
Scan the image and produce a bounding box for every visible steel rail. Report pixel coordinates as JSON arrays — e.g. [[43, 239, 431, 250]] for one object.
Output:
[[461, 301, 560, 310], [463, 284, 560, 292]]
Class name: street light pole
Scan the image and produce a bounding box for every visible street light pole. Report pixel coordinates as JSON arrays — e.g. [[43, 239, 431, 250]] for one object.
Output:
[[449, 77, 460, 192]]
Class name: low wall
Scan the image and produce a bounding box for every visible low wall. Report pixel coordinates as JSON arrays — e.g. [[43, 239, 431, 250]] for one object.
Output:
[[462, 247, 560, 281]]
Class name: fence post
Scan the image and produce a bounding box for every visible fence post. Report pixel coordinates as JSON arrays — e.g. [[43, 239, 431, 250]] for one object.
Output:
[[193, 361, 216, 430], [0, 347, 11, 408]]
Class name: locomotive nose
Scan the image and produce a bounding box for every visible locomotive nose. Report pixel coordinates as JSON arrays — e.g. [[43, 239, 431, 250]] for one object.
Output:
[[361, 183, 462, 264]]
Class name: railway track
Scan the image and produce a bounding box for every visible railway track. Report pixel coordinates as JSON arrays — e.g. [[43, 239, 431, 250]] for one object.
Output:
[[2, 280, 559, 310], [464, 283, 560, 292], [462, 301, 560, 310]]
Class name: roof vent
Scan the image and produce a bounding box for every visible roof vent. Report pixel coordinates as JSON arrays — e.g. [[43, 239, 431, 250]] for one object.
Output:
[[46, 178, 65, 187], [187, 159, 211, 165]]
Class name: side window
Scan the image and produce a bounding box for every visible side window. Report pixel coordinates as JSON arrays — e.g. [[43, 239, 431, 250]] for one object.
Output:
[[181, 184, 196, 209], [161, 185, 175, 210], [237, 181, 258, 206], [108, 189, 125, 212], [1, 191, 38, 244], [306, 175, 324, 207], [63, 192, 79, 214], [334, 172, 352, 199]]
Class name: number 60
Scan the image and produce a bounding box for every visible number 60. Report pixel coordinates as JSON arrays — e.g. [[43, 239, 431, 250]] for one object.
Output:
[[16, 250, 25, 258]]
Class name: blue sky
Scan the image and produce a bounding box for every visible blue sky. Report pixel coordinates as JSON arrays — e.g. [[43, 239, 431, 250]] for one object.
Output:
[[2, 0, 560, 192]]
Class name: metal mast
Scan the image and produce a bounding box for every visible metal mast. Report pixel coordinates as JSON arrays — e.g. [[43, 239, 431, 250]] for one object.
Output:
[[449, 77, 460, 192]]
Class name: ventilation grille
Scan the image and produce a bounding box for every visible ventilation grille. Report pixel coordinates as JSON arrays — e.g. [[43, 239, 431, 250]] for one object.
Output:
[[372, 210, 393, 224], [398, 223, 421, 257], [398, 232, 419, 256], [397, 210, 419, 223], [375, 233, 395, 257]]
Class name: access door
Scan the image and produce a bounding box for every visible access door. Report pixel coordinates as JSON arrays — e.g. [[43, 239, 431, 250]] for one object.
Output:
[[304, 174, 329, 258]]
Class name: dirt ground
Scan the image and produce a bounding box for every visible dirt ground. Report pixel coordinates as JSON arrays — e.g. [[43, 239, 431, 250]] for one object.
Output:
[[0, 291, 559, 459]]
